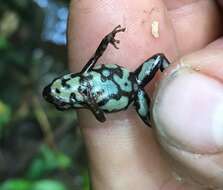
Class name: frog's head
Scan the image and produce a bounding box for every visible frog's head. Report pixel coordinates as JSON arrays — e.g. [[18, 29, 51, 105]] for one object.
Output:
[[42, 73, 85, 110]]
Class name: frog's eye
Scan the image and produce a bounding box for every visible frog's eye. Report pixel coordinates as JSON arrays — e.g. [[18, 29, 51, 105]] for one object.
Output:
[[82, 89, 87, 96], [70, 92, 81, 103], [78, 86, 88, 96], [55, 88, 61, 94]]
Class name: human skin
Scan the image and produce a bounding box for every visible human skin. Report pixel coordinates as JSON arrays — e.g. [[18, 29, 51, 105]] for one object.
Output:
[[68, 0, 223, 189]]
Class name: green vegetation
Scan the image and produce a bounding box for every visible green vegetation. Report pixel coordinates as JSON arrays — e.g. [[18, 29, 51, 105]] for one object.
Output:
[[0, 0, 89, 189]]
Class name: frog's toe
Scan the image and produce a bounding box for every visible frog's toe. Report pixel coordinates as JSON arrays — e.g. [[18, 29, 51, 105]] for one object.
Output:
[[112, 25, 126, 34], [91, 108, 106, 123]]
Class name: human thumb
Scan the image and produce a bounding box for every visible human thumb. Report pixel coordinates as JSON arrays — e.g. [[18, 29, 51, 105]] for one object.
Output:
[[152, 47, 223, 189]]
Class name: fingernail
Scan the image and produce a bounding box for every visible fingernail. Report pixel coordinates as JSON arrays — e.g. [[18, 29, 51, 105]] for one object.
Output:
[[153, 67, 223, 154]]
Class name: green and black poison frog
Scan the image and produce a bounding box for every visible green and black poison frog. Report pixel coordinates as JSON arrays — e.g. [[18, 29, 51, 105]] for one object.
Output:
[[42, 25, 170, 127]]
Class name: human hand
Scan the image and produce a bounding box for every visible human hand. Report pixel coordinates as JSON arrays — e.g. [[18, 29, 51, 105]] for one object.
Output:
[[68, 0, 223, 189]]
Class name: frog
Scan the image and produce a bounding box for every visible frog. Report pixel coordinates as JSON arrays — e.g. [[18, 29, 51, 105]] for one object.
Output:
[[42, 25, 170, 127]]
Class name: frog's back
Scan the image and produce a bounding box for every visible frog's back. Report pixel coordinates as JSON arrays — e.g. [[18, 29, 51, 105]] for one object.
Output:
[[85, 64, 137, 112]]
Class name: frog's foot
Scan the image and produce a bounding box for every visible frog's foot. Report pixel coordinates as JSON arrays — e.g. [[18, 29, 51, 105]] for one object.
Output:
[[92, 109, 106, 122], [87, 101, 106, 122], [112, 25, 126, 33], [134, 88, 151, 127], [81, 25, 126, 73], [135, 53, 171, 87], [109, 25, 126, 49], [158, 53, 171, 72]]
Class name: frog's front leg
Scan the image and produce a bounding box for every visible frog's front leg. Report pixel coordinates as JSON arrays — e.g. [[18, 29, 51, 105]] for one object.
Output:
[[87, 102, 106, 122], [135, 53, 170, 87], [81, 25, 126, 73], [134, 88, 151, 127]]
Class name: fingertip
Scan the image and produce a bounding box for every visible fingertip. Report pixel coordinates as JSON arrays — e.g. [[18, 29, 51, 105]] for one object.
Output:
[[153, 67, 223, 153], [152, 49, 223, 188]]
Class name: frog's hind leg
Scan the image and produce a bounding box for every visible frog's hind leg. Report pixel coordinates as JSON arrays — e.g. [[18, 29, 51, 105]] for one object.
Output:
[[134, 88, 151, 127], [81, 25, 126, 73], [135, 53, 170, 87]]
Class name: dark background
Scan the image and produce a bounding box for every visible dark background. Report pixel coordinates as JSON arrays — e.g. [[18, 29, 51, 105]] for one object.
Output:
[[0, 0, 88, 189]]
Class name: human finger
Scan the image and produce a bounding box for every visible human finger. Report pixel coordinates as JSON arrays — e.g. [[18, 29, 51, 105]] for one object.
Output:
[[153, 38, 223, 188], [68, 0, 182, 189]]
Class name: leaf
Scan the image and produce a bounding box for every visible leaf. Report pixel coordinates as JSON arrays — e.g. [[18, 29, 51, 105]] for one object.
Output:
[[82, 170, 90, 190], [25, 158, 45, 179], [26, 144, 72, 179], [55, 151, 72, 169], [0, 179, 31, 190], [0, 101, 11, 137], [32, 180, 67, 190], [0, 179, 67, 190], [0, 36, 9, 49], [40, 144, 71, 170]]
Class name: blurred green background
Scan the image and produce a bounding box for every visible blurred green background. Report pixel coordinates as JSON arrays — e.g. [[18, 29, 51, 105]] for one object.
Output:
[[0, 0, 89, 189]]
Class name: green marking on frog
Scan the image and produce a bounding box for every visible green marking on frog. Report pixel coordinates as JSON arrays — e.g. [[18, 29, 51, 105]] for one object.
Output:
[[105, 64, 118, 69], [102, 69, 110, 77], [136, 89, 149, 117], [113, 68, 132, 93], [42, 25, 171, 127], [101, 96, 129, 112]]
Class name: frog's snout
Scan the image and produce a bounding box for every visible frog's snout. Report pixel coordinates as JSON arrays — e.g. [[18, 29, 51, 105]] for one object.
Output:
[[42, 84, 57, 106], [42, 84, 72, 111], [42, 84, 52, 102]]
